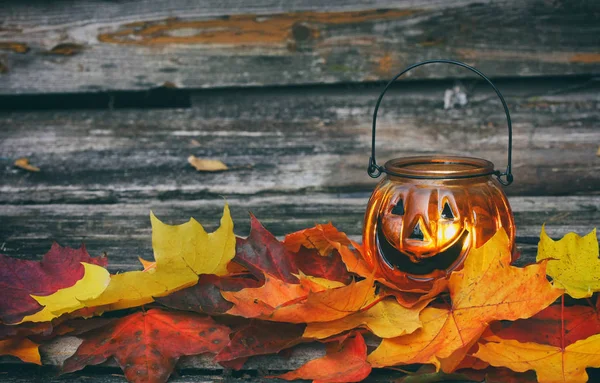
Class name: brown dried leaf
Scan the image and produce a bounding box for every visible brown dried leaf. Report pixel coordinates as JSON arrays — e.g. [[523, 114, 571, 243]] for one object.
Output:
[[188, 155, 228, 172], [14, 157, 40, 172]]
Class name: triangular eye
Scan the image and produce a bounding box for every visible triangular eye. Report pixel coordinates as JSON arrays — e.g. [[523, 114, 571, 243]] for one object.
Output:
[[391, 199, 405, 215], [441, 202, 454, 219]]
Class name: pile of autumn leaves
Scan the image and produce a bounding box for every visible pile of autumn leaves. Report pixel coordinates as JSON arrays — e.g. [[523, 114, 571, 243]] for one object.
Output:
[[1, 205, 600, 383]]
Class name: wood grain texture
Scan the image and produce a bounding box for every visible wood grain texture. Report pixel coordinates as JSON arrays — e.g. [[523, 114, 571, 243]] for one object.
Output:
[[1, 0, 599, 94], [0, 365, 412, 383], [0, 372, 306, 383], [1, 79, 598, 202]]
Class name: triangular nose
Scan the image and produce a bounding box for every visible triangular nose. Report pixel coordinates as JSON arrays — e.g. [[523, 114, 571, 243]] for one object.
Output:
[[409, 221, 425, 241]]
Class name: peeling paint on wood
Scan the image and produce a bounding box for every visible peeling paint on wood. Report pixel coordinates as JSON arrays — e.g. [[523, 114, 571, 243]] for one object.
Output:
[[570, 53, 600, 64], [98, 9, 415, 46], [0, 42, 29, 54], [0, 0, 598, 93], [457, 49, 600, 64]]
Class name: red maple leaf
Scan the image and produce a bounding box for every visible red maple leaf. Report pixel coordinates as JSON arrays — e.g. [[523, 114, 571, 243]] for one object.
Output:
[[0, 322, 53, 341], [0, 243, 107, 323], [62, 309, 230, 383], [233, 214, 299, 283], [294, 246, 352, 284], [489, 302, 600, 348]]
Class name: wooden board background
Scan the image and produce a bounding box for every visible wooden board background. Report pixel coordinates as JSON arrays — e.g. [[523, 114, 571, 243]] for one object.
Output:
[[1, 0, 599, 94], [1, 78, 599, 269]]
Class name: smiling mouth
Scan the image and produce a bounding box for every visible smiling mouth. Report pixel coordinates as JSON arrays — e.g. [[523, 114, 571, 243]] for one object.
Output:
[[376, 223, 469, 276]]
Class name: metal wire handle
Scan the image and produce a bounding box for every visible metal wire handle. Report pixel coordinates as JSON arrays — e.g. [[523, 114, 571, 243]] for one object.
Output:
[[368, 59, 513, 186]]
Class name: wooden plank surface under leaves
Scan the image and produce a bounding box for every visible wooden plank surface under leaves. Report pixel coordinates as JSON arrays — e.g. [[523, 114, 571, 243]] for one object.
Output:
[[1, 0, 599, 94]]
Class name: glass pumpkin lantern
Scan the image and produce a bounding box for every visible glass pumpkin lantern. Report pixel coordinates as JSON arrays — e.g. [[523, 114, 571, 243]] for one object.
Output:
[[363, 60, 516, 289]]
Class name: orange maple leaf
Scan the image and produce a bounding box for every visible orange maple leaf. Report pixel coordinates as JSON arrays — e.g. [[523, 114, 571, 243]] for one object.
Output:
[[368, 228, 562, 372], [0, 337, 41, 365], [269, 276, 379, 323], [222, 273, 311, 318], [223, 272, 379, 323]]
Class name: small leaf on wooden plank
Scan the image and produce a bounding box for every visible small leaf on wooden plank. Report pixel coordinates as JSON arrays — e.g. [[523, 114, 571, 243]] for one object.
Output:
[[14, 157, 40, 172], [188, 155, 228, 172]]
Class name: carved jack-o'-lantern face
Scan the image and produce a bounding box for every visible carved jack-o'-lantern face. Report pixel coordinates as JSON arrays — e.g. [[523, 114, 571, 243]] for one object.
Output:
[[363, 156, 515, 287]]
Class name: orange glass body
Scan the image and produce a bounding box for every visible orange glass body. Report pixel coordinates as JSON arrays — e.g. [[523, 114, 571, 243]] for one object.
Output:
[[363, 155, 515, 289]]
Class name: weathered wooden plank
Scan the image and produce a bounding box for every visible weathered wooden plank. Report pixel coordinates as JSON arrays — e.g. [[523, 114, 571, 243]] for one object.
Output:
[[0, 373, 306, 383], [1, 0, 599, 94], [0, 195, 597, 271], [0, 366, 411, 383], [0, 79, 598, 202]]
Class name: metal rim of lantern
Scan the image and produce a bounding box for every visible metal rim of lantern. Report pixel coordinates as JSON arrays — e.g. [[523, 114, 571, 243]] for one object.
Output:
[[367, 59, 514, 187]]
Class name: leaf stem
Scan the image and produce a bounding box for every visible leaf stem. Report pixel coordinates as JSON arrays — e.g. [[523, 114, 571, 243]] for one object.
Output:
[[561, 295, 565, 351]]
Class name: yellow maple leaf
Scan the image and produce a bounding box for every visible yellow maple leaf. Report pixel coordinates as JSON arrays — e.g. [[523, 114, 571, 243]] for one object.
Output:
[[151, 204, 235, 276], [0, 338, 41, 365], [20, 263, 110, 323], [303, 298, 428, 339], [137, 257, 156, 271], [83, 204, 235, 311], [537, 226, 600, 298], [475, 334, 600, 383]]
